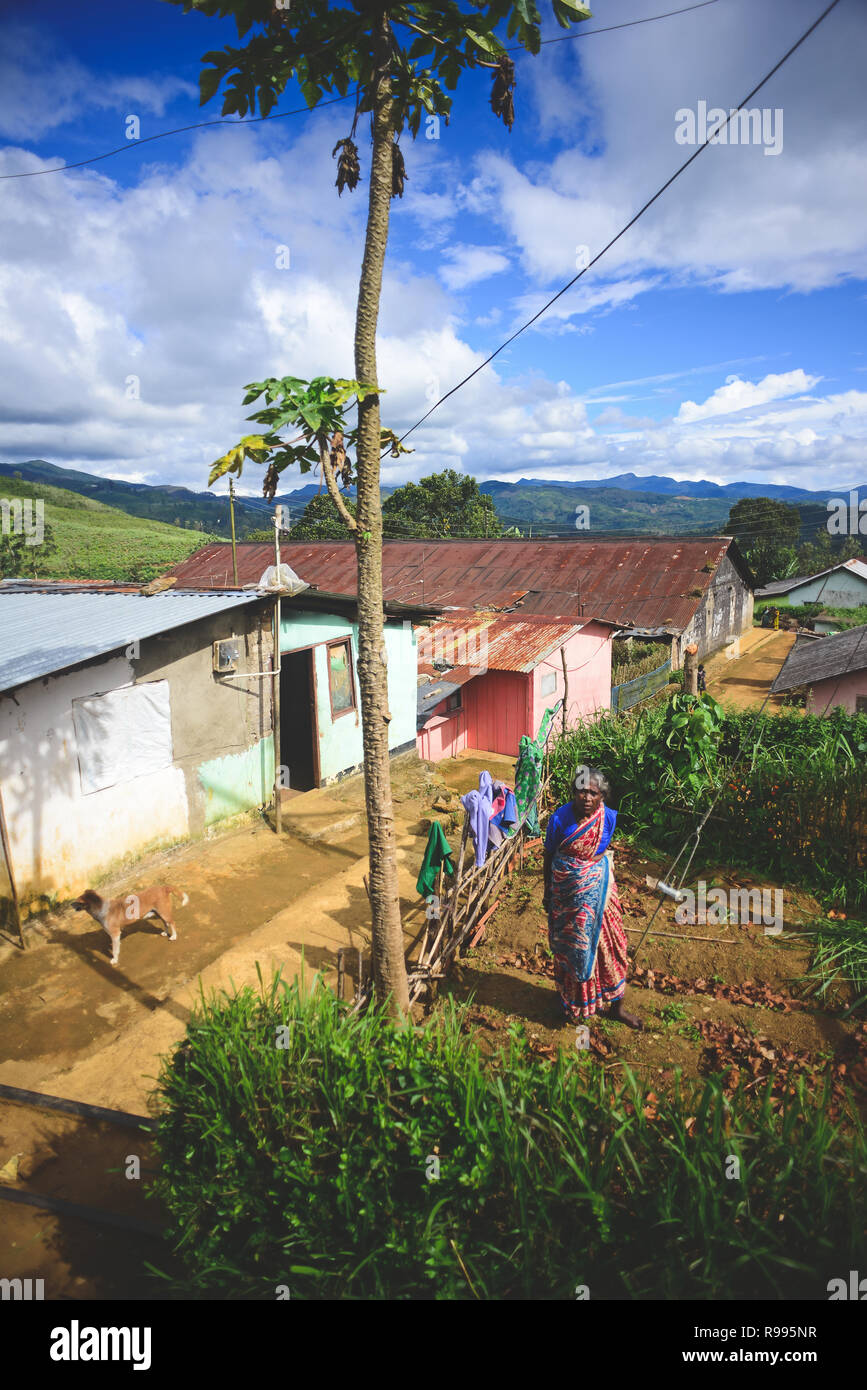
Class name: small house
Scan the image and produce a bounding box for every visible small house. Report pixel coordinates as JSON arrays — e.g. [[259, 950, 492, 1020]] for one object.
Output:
[[757, 559, 867, 611], [770, 623, 867, 715], [415, 610, 615, 761], [0, 579, 424, 911]]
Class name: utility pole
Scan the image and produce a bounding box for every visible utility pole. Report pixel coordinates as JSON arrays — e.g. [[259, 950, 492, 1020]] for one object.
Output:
[[273, 504, 283, 835], [229, 478, 239, 585]]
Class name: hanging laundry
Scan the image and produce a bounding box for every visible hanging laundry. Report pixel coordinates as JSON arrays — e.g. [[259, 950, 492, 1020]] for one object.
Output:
[[513, 702, 562, 836], [462, 771, 495, 867], [490, 780, 517, 837], [415, 820, 455, 898]]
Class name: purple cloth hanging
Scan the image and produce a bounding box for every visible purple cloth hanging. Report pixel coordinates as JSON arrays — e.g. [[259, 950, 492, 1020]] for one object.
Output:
[[462, 771, 495, 867]]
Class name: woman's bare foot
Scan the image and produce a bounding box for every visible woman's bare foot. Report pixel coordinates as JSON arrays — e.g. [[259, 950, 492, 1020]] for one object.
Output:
[[609, 999, 643, 1030]]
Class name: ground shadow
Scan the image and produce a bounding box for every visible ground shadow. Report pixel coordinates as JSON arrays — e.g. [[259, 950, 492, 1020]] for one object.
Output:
[[50, 927, 193, 1026], [445, 963, 564, 1030]]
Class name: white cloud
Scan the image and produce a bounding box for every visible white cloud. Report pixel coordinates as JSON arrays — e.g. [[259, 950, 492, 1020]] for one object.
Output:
[[677, 370, 820, 423], [0, 1, 865, 503], [478, 0, 867, 307], [439, 244, 510, 291], [0, 25, 196, 139]]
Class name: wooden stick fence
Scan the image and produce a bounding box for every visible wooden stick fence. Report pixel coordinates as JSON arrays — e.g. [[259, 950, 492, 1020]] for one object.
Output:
[[349, 711, 561, 1016], [406, 763, 553, 1007]]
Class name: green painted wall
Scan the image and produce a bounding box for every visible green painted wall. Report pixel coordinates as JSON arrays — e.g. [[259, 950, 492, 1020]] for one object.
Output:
[[280, 608, 417, 783], [197, 734, 276, 826], [778, 569, 867, 608]]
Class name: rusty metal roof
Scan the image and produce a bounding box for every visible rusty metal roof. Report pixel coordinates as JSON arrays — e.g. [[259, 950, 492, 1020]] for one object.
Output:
[[169, 537, 746, 633], [416, 609, 587, 681]]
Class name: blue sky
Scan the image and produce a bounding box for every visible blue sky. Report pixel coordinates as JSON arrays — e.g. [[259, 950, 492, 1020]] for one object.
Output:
[[1, 0, 865, 502]]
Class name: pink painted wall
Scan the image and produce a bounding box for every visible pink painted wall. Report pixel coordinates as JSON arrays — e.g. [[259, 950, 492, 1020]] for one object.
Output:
[[807, 669, 867, 716], [417, 708, 467, 761], [530, 622, 612, 734], [417, 626, 613, 762]]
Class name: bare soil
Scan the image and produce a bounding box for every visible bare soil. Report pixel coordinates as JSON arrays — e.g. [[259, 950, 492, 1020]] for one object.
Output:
[[441, 836, 864, 1102]]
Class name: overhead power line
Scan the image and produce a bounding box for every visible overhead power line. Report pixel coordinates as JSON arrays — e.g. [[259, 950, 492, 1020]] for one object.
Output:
[[0, 1, 724, 182], [390, 0, 843, 451]]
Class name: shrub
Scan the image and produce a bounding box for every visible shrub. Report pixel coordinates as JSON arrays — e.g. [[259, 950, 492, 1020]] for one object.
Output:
[[150, 972, 866, 1300], [548, 703, 867, 908]]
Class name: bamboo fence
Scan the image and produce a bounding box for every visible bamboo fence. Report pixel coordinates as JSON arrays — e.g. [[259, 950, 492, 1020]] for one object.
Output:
[[348, 766, 554, 1015]]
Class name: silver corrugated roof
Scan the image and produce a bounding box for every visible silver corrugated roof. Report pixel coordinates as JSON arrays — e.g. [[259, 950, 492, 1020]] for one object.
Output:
[[770, 623, 867, 693], [0, 590, 264, 693]]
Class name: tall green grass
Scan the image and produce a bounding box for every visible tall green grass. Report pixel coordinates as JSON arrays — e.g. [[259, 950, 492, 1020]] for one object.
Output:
[[149, 971, 865, 1300]]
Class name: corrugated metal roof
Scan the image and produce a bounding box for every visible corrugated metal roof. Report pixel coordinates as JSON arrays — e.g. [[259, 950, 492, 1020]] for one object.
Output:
[[169, 537, 744, 633], [770, 623, 867, 693], [0, 590, 264, 693], [417, 678, 462, 722], [416, 609, 586, 680], [757, 558, 867, 597]]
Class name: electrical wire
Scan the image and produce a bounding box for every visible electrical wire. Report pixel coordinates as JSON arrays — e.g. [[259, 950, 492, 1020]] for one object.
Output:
[[390, 0, 843, 450], [0, 1, 725, 182]]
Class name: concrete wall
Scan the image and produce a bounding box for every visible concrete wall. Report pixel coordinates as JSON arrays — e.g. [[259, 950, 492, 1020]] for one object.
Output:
[[0, 602, 274, 903], [807, 669, 867, 715], [136, 603, 274, 831], [779, 569, 867, 609], [680, 553, 753, 663], [280, 609, 417, 784], [417, 708, 467, 762], [530, 623, 612, 734]]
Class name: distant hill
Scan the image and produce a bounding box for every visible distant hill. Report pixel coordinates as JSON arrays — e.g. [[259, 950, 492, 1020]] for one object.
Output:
[[2, 457, 863, 545], [479, 480, 730, 534], [0, 474, 220, 582], [479, 477, 867, 539], [0, 459, 396, 539], [481, 473, 856, 501]]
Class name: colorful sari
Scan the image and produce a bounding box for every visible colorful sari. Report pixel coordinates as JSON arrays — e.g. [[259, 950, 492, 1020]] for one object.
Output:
[[548, 803, 628, 1020]]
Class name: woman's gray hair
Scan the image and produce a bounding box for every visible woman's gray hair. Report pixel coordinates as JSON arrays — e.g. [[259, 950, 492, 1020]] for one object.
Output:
[[573, 765, 611, 798]]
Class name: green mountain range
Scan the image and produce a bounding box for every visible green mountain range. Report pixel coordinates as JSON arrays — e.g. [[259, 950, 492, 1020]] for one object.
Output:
[[1, 458, 862, 555]]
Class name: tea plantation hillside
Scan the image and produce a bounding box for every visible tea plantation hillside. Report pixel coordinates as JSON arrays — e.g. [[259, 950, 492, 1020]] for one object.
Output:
[[0, 475, 221, 582]]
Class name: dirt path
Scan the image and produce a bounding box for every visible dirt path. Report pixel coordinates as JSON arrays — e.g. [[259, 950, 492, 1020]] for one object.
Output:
[[704, 627, 796, 711], [0, 747, 513, 1297]]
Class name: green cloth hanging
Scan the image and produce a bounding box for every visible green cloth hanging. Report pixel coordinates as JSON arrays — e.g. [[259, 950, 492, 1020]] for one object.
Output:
[[513, 702, 561, 836], [416, 820, 455, 898]]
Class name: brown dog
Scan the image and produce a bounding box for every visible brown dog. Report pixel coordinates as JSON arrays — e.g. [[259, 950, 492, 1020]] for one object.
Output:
[[71, 886, 189, 967]]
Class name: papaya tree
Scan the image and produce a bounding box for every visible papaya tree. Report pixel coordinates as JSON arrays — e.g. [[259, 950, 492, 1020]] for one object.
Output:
[[166, 0, 592, 1015]]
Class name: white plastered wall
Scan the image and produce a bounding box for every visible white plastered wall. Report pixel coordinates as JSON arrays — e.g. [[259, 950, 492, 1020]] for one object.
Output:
[[0, 655, 190, 901]]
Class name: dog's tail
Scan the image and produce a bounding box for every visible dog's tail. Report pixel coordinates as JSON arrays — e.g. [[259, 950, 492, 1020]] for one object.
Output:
[[168, 886, 190, 907]]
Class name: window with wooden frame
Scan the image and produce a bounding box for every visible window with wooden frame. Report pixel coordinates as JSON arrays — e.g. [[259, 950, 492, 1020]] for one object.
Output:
[[444, 690, 462, 714], [327, 638, 356, 718], [856, 694, 867, 714]]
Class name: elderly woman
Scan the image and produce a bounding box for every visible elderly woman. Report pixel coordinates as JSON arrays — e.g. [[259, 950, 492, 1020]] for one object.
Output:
[[542, 767, 641, 1029]]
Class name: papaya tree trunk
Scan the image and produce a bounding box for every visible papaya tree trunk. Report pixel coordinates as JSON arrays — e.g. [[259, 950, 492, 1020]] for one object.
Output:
[[353, 12, 409, 1016]]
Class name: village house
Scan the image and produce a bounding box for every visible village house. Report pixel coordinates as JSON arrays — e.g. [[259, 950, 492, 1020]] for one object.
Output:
[[0, 579, 422, 912], [770, 623, 867, 715], [415, 609, 616, 761], [756, 558, 867, 610], [169, 535, 754, 668]]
